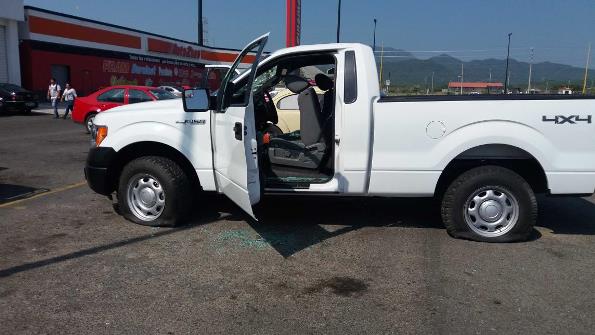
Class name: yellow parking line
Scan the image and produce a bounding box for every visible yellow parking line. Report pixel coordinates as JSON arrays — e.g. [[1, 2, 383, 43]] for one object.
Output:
[[0, 181, 87, 208]]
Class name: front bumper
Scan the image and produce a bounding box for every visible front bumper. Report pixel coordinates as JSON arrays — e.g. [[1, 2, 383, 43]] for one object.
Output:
[[84, 147, 116, 195]]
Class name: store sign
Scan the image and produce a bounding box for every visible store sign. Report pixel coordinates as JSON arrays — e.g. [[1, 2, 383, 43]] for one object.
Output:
[[131, 64, 156, 76], [148, 38, 201, 59], [102, 60, 130, 74], [159, 67, 173, 77]]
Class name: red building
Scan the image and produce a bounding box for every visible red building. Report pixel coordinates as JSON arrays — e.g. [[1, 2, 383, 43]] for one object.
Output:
[[448, 82, 504, 94], [18, 6, 252, 96]]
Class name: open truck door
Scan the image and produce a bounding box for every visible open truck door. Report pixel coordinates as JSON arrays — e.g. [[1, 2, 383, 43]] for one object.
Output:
[[211, 33, 269, 219]]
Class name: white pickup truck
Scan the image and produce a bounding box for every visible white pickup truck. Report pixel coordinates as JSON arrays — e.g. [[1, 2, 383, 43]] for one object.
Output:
[[85, 34, 595, 242]]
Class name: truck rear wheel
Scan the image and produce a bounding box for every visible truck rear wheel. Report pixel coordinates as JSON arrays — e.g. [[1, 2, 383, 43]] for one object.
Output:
[[441, 165, 537, 242], [117, 156, 191, 227]]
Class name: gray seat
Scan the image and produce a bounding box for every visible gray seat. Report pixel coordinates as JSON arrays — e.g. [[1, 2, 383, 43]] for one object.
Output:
[[315, 73, 334, 118], [268, 75, 327, 169], [315, 73, 335, 140]]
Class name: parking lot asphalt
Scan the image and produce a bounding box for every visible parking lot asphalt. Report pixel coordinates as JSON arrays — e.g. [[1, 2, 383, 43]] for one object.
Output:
[[1, 111, 595, 334]]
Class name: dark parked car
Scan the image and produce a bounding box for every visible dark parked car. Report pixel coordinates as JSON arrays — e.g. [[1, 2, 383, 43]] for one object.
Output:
[[0, 83, 39, 114]]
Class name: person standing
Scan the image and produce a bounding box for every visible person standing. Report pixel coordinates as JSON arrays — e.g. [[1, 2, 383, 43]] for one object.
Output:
[[61, 83, 77, 119], [47, 78, 61, 119]]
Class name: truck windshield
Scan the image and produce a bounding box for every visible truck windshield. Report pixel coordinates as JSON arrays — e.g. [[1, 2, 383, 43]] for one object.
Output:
[[231, 66, 278, 101]]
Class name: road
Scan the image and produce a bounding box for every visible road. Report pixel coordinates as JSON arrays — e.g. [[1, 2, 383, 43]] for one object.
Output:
[[1, 111, 595, 334]]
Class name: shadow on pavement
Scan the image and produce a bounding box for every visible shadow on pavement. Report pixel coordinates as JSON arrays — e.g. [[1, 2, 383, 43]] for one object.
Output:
[[201, 194, 595, 257], [0, 183, 48, 204], [208, 195, 444, 258], [537, 196, 595, 235], [3, 194, 594, 276], [0, 209, 222, 278]]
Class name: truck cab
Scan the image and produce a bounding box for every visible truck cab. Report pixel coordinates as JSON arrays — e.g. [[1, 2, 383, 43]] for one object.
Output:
[[85, 34, 595, 242]]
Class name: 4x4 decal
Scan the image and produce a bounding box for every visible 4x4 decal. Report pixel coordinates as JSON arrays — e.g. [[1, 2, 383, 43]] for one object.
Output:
[[542, 115, 592, 124]]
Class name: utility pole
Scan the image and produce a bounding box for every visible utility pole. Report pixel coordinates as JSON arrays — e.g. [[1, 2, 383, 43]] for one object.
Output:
[[460, 63, 464, 95], [504, 33, 512, 94], [379, 42, 384, 88], [373, 18, 377, 52], [431, 71, 435, 93], [583, 43, 592, 95], [527, 47, 534, 94], [336, 0, 341, 43], [197, 0, 203, 45], [489, 68, 492, 82]]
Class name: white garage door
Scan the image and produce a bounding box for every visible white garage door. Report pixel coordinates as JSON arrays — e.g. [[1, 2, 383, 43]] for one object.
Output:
[[0, 26, 8, 83]]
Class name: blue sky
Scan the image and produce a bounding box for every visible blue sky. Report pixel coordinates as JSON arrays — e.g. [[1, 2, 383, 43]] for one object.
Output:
[[24, 0, 594, 68]]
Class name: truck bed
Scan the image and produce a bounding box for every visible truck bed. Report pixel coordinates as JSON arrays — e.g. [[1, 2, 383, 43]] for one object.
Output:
[[378, 94, 595, 103]]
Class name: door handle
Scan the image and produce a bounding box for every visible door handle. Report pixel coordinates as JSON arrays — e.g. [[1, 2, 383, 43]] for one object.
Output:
[[233, 122, 243, 140]]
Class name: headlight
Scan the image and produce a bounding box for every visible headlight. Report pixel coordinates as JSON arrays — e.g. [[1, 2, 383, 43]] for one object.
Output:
[[94, 126, 108, 147]]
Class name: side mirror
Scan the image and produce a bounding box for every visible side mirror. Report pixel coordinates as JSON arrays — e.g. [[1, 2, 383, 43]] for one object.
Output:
[[182, 89, 212, 112]]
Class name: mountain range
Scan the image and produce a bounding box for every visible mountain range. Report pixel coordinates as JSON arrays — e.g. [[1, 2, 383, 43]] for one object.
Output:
[[375, 47, 591, 89]]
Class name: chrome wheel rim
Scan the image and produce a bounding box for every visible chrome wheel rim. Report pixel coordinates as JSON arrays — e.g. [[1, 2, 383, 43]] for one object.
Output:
[[126, 174, 165, 221], [86, 115, 95, 132], [464, 187, 519, 238]]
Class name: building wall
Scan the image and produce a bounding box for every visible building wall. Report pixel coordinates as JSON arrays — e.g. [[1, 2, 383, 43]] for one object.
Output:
[[20, 40, 206, 96], [0, 0, 24, 85], [18, 6, 254, 94]]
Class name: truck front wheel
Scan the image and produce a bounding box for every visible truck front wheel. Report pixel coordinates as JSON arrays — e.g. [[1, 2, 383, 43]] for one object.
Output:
[[117, 156, 191, 227], [441, 166, 537, 242]]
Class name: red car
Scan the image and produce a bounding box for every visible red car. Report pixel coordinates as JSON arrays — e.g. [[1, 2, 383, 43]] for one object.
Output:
[[73, 85, 177, 132]]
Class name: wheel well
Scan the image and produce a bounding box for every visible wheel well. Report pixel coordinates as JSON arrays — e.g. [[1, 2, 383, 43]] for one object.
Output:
[[108, 141, 201, 193], [435, 144, 548, 197]]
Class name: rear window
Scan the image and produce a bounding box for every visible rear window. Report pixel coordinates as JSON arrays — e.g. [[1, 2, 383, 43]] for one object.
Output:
[[97, 88, 125, 103], [149, 89, 177, 100], [129, 89, 153, 104]]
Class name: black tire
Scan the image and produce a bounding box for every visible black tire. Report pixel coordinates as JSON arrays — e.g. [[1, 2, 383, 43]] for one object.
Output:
[[84, 113, 97, 133], [441, 165, 537, 242], [117, 156, 192, 227]]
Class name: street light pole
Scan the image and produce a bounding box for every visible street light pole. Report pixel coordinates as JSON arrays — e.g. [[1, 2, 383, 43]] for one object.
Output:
[[583, 43, 592, 95], [431, 71, 434, 93], [460, 63, 464, 95], [504, 33, 512, 94], [197, 0, 203, 45], [527, 47, 534, 93], [373, 18, 377, 52], [336, 0, 341, 43]]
